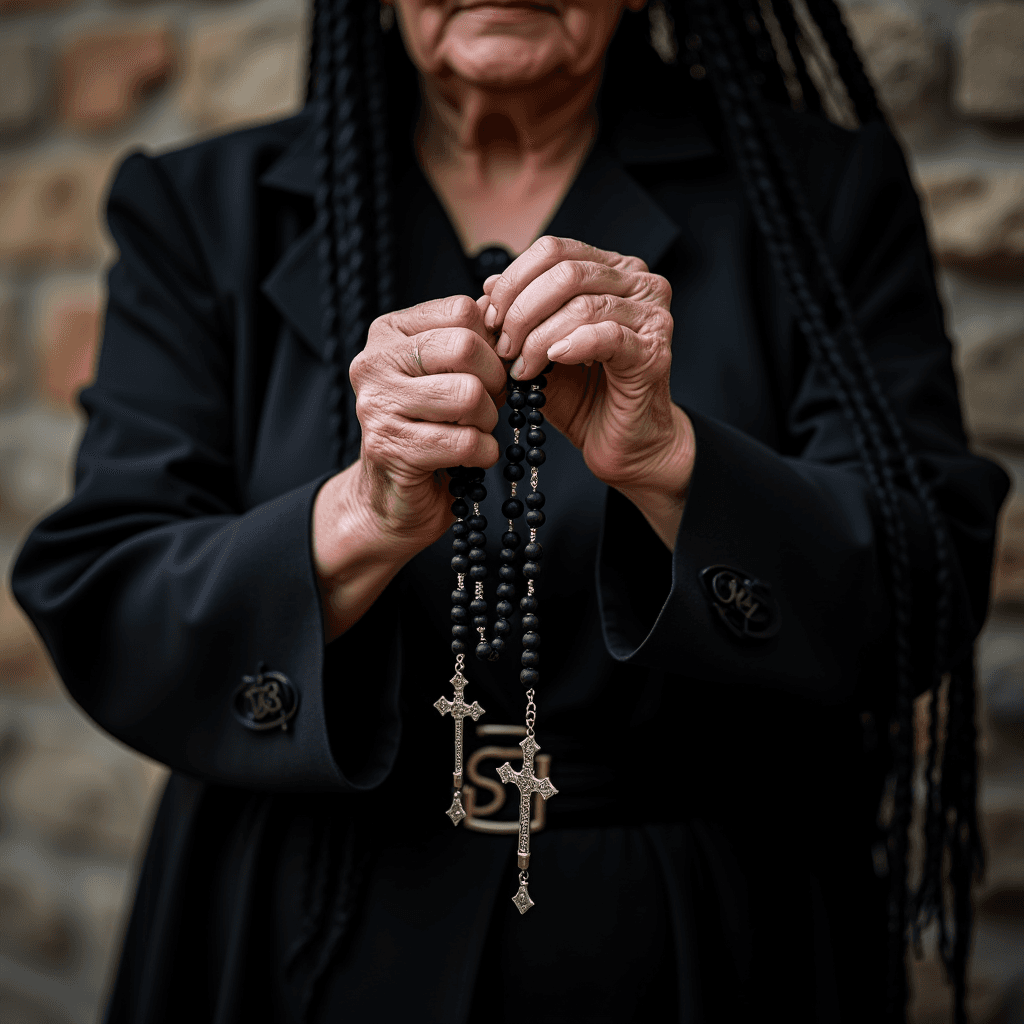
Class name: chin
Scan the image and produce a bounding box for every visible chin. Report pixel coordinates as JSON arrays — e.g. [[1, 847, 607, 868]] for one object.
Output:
[[443, 39, 569, 87]]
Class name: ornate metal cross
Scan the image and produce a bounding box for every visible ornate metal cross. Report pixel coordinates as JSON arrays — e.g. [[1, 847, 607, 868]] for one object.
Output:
[[497, 734, 558, 912], [434, 667, 485, 825]]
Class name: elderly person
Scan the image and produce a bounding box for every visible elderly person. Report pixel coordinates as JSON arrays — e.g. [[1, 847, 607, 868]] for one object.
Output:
[[12, 0, 1008, 1021]]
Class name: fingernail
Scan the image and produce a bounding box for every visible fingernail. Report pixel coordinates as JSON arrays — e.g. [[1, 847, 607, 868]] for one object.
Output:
[[510, 356, 525, 379], [547, 340, 570, 359], [496, 332, 511, 358], [485, 305, 498, 330]]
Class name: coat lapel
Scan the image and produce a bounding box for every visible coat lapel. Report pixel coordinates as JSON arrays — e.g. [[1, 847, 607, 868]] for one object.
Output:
[[256, 102, 720, 360]]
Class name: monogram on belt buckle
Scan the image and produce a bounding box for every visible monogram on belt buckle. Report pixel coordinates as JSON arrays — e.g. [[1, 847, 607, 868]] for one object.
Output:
[[462, 724, 553, 835]]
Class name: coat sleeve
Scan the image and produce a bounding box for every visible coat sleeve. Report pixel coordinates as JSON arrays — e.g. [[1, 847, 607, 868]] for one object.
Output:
[[597, 121, 1010, 706], [10, 152, 401, 792]]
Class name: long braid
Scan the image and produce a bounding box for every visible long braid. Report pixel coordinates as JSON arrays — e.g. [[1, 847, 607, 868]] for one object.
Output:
[[767, 0, 823, 115], [690, 0, 920, 1012]]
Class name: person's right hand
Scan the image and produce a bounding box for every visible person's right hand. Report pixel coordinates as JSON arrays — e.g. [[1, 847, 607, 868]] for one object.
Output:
[[313, 295, 505, 640]]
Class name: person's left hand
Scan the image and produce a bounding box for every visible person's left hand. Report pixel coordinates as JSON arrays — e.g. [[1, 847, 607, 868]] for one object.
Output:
[[483, 236, 695, 508]]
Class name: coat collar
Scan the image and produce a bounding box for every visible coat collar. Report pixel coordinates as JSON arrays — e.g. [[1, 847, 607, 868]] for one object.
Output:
[[260, 104, 717, 361]]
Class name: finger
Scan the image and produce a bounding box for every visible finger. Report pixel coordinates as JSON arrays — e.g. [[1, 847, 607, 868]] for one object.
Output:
[[500, 261, 639, 365], [485, 236, 646, 332], [383, 294, 488, 339], [482, 275, 501, 297], [401, 327, 506, 398], [363, 419, 500, 474], [399, 373, 500, 433], [522, 295, 651, 353], [534, 321, 664, 384]]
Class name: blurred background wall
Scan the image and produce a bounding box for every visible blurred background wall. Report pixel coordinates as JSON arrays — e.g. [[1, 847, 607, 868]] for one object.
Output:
[[0, 0, 1020, 1021]]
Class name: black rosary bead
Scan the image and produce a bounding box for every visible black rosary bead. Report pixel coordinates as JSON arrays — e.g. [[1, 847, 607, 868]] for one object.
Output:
[[452, 624, 471, 639], [493, 618, 511, 636], [476, 641, 494, 660], [523, 561, 541, 579], [452, 639, 466, 655], [519, 594, 538, 613], [522, 631, 541, 649], [469, 598, 487, 615], [507, 389, 525, 409], [497, 565, 517, 582], [503, 463, 525, 482], [451, 606, 468, 623], [472, 616, 488, 629], [521, 649, 540, 668], [526, 447, 546, 466], [448, 476, 466, 497], [497, 583, 517, 600], [501, 498, 523, 519], [468, 565, 488, 581], [451, 498, 469, 518], [526, 510, 545, 528], [467, 466, 485, 481], [452, 589, 470, 606], [467, 513, 487, 531], [490, 637, 506, 657], [525, 391, 546, 408], [467, 482, 487, 502], [452, 521, 469, 537], [520, 668, 540, 688], [508, 411, 526, 428], [499, 547, 517, 563], [526, 409, 544, 426], [505, 444, 525, 464], [521, 613, 540, 632], [502, 531, 521, 548], [525, 491, 545, 509], [452, 538, 469, 554], [451, 554, 469, 572], [468, 548, 487, 564], [524, 541, 543, 561], [496, 599, 514, 618], [526, 427, 546, 447], [468, 531, 486, 548]]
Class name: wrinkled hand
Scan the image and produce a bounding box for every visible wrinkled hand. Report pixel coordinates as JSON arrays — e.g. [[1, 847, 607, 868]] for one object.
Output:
[[483, 236, 694, 510], [348, 294, 504, 546]]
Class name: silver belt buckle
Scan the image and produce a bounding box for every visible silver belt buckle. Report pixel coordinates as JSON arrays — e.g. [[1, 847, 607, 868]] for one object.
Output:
[[462, 724, 553, 835]]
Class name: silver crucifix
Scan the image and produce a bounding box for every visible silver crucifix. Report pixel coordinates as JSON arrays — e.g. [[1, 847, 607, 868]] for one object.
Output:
[[434, 662, 485, 825], [496, 731, 558, 912]]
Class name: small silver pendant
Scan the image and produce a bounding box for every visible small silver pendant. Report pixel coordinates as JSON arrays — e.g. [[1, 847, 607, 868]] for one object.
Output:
[[446, 789, 467, 825], [513, 873, 535, 915]]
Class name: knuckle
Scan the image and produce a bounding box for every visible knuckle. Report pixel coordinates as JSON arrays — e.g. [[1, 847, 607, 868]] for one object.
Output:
[[447, 294, 479, 325], [446, 329, 477, 366], [535, 235, 565, 261]]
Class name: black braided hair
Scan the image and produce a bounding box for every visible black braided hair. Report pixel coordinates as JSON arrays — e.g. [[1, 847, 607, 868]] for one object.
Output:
[[303, 1, 979, 1019]]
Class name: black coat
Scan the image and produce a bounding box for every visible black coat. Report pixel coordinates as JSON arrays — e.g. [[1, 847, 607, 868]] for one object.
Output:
[[12, 95, 1009, 1023]]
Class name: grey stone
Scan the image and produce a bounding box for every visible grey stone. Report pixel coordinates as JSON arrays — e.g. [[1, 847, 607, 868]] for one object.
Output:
[[0, 38, 46, 136], [957, 2, 1024, 122]]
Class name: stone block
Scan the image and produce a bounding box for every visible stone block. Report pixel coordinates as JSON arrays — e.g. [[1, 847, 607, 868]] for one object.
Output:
[[992, 496, 1024, 606], [35, 280, 102, 409], [956, 3, 1024, 122], [920, 170, 1024, 281], [0, 155, 116, 267], [58, 26, 176, 132], [959, 330, 1024, 448], [0, 868, 75, 970], [0, 0, 69, 11], [0, 37, 47, 136], [845, 6, 944, 127], [0, 407, 83, 522], [3, 743, 163, 860], [179, 15, 305, 132], [0, 586, 52, 692]]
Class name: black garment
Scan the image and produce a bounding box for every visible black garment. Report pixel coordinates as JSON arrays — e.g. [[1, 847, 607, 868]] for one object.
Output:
[[11, 95, 1008, 1024]]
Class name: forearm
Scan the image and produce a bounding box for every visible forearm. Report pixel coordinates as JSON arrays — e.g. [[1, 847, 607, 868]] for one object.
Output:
[[312, 460, 439, 642], [615, 405, 694, 552]]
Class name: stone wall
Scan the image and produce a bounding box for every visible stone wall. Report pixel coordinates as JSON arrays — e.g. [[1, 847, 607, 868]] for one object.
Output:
[[0, 0, 1020, 1021]]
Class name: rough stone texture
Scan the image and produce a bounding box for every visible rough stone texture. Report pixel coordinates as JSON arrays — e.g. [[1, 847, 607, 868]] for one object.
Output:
[[919, 171, 1024, 281], [992, 497, 1024, 607], [57, 27, 176, 132], [0, 0, 69, 10], [0, 407, 83, 521], [956, 3, 1024, 122], [959, 330, 1024, 448], [36, 283, 102, 409], [179, 15, 305, 132], [0, 156, 117, 267], [844, 6, 944, 127], [0, 38, 47, 136]]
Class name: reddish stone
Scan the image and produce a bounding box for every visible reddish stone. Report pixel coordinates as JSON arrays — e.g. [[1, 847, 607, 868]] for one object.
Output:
[[40, 294, 100, 407], [58, 27, 176, 131]]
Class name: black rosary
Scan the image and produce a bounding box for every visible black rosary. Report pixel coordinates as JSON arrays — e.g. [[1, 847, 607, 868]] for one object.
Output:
[[434, 370, 558, 914]]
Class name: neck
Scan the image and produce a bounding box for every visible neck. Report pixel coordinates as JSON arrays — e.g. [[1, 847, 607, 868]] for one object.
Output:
[[416, 70, 600, 254]]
